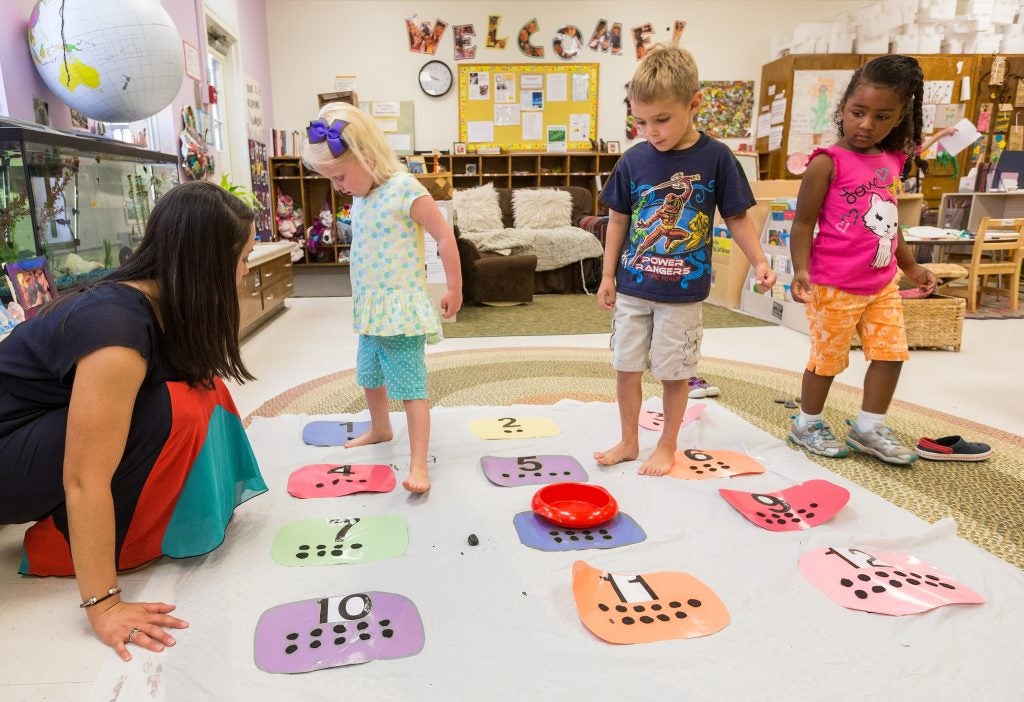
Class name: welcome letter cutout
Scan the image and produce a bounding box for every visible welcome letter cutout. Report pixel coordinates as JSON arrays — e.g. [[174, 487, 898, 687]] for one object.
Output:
[[254, 592, 424, 673], [271, 516, 407, 566], [288, 463, 396, 498], [514, 512, 645, 551], [669, 449, 765, 480], [481, 454, 588, 487], [572, 560, 729, 644], [302, 420, 372, 446], [639, 403, 705, 431], [719, 479, 850, 531], [799, 547, 985, 615], [470, 416, 560, 439]]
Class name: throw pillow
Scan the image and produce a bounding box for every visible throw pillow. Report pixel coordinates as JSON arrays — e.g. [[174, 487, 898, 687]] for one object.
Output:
[[453, 182, 504, 232], [512, 189, 573, 229]]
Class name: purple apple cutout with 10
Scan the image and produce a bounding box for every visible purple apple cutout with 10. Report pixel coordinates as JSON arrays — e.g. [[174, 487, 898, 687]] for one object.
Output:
[[480, 454, 588, 487], [254, 591, 424, 674]]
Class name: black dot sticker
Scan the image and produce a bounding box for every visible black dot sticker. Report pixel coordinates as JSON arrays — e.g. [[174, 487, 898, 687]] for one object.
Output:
[[333, 625, 345, 633], [359, 633, 371, 641], [310, 640, 322, 649], [687, 599, 702, 608], [615, 605, 627, 612], [633, 605, 645, 612], [657, 614, 670, 621], [381, 629, 394, 638], [674, 611, 687, 619], [286, 633, 299, 640], [357, 622, 369, 631], [310, 628, 323, 636], [854, 590, 868, 599], [285, 644, 298, 654], [639, 616, 654, 624], [598, 603, 609, 611], [334, 637, 345, 645], [621, 617, 635, 625]]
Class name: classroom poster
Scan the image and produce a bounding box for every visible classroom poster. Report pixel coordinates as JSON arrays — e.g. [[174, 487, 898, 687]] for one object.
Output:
[[694, 81, 755, 138]]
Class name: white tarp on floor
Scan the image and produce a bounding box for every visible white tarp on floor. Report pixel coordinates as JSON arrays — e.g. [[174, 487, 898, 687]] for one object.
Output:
[[90, 399, 1024, 701]]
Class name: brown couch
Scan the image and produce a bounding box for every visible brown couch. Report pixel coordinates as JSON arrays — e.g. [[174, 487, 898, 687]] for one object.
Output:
[[455, 186, 602, 304]]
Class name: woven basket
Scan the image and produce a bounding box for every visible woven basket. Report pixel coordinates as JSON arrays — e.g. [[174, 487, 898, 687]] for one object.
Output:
[[852, 293, 965, 352]]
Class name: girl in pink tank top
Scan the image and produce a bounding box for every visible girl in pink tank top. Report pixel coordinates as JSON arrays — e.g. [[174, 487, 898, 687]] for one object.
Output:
[[786, 56, 937, 467]]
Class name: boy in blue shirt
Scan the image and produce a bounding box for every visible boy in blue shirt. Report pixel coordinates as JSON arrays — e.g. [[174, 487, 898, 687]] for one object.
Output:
[[595, 45, 776, 476]]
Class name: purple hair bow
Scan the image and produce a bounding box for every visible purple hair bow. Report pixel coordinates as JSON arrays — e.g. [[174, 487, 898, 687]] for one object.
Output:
[[306, 118, 349, 157]]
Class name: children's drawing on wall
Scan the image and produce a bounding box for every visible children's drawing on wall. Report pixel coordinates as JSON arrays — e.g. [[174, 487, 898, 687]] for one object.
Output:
[[694, 81, 755, 138], [787, 69, 854, 173], [791, 70, 852, 146], [486, 15, 507, 49], [632, 23, 655, 60], [553, 25, 582, 60], [454, 24, 476, 60], [405, 16, 446, 54], [518, 18, 544, 58]]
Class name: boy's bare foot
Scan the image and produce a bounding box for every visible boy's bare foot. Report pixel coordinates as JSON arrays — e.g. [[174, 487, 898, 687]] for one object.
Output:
[[344, 427, 393, 448], [402, 465, 430, 493], [594, 441, 639, 466], [637, 446, 675, 476]]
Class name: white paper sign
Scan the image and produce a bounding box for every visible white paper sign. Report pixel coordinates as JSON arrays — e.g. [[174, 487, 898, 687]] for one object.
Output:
[[547, 73, 567, 102], [937, 118, 982, 157], [467, 121, 494, 143]]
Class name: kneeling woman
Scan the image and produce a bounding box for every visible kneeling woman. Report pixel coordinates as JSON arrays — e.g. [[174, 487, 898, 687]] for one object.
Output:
[[0, 181, 267, 660]]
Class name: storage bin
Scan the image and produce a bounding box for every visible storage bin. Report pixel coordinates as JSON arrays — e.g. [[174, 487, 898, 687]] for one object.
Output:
[[853, 294, 966, 352]]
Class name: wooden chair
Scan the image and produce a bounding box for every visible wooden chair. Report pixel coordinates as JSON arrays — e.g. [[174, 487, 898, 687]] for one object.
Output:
[[943, 217, 1024, 312]]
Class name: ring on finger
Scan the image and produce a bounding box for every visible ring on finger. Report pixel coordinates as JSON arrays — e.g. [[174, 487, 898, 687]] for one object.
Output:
[[127, 627, 141, 644]]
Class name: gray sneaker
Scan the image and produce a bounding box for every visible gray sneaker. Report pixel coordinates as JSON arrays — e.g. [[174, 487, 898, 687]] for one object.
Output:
[[844, 419, 917, 466], [788, 417, 849, 458]]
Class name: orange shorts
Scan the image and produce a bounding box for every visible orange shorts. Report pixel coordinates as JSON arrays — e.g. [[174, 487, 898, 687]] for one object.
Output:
[[804, 279, 908, 376]]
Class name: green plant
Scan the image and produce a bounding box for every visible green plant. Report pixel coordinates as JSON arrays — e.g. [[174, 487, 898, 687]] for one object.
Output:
[[218, 174, 262, 211]]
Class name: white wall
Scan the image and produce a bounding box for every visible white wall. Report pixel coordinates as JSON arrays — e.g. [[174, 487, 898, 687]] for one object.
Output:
[[267, 1, 868, 152]]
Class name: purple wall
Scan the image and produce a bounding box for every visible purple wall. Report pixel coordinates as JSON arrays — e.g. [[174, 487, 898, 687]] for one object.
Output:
[[1, 0, 273, 154]]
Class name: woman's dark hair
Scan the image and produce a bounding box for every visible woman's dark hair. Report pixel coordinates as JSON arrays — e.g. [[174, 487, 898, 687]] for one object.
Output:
[[834, 55, 925, 170], [102, 181, 256, 388]]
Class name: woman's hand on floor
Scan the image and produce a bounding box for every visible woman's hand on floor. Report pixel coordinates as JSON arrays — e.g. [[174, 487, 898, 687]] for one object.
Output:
[[87, 599, 189, 661]]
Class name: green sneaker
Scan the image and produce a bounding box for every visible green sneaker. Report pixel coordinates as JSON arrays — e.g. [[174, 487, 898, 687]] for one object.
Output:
[[788, 417, 849, 458], [845, 419, 917, 466]]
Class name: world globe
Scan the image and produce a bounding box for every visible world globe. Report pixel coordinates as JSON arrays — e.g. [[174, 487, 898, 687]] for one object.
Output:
[[27, 0, 185, 122]]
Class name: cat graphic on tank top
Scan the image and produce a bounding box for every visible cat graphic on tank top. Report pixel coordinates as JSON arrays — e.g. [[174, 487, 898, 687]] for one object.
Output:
[[862, 193, 899, 268]]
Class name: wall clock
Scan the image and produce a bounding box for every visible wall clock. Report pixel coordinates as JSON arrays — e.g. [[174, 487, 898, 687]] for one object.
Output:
[[418, 60, 453, 97]]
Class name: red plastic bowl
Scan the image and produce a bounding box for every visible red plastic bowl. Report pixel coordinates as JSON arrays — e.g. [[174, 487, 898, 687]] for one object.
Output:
[[531, 482, 618, 528]]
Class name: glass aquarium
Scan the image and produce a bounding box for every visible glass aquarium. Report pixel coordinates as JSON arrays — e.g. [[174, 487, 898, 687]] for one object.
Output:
[[0, 118, 178, 302]]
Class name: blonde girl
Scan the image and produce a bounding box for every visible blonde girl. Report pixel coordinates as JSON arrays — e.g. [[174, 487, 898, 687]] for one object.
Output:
[[302, 102, 462, 492]]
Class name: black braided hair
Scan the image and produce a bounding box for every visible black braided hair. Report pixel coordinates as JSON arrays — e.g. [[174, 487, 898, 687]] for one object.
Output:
[[833, 55, 925, 170]]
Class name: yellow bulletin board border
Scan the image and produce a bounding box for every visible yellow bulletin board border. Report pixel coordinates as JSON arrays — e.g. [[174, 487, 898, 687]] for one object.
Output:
[[458, 63, 598, 152]]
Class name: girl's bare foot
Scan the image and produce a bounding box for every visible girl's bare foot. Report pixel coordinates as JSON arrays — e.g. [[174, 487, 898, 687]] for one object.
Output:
[[594, 441, 639, 466], [402, 465, 430, 493], [344, 427, 393, 448], [638, 445, 675, 476]]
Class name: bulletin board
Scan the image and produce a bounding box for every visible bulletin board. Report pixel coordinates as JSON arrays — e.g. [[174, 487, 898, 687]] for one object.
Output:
[[458, 63, 598, 151]]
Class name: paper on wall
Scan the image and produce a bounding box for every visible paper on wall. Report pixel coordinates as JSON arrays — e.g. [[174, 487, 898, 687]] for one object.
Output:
[[569, 113, 590, 142], [494, 104, 520, 126], [522, 112, 543, 140], [757, 111, 771, 138], [936, 118, 982, 157], [571, 73, 589, 102], [466, 121, 494, 143], [768, 125, 783, 151], [547, 73, 567, 102]]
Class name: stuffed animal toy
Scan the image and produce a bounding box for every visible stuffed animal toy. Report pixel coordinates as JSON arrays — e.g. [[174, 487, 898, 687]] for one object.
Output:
[[275, 194, 302, 240], [335, 203, 353, 244], [306, 202, 334, 252]]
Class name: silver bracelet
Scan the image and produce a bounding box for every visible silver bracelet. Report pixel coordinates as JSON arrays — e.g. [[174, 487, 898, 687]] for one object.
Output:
[[80, 586, 121, 608]]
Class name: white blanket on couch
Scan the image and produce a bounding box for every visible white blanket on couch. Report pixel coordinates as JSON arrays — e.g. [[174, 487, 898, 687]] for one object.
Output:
[[461, 225, 604, 272]]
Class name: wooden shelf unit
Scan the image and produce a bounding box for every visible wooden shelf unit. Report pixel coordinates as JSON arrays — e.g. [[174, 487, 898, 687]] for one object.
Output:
[[269, 157, 351, 265], [937, 191, 1024, 232], [444, 151, 621, 213]]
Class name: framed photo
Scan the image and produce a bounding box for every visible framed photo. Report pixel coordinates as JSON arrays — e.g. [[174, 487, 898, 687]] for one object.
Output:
[[606, 141, 621, 154], [453, 142, 467, 155], [182, 41, 202, 81], [3, 256, 57, 320]]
